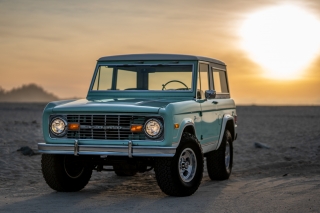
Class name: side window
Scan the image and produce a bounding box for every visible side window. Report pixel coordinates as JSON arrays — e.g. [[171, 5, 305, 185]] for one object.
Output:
[[197, 63, 209, 99], [212, 68, 229, 93]]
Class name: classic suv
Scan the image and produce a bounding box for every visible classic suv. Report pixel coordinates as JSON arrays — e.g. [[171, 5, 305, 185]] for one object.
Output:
[[38, 54, 237, 196]]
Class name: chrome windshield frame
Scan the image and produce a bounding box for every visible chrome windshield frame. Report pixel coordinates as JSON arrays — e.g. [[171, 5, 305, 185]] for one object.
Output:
[[87, 61, 198, 99]]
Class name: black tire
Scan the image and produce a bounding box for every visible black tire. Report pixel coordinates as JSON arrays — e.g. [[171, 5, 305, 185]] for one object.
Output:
[[41, 154, 93, 192], [206, 129, 233, 180], [154, 133, 204, 196], [113, 164, 138, 176]]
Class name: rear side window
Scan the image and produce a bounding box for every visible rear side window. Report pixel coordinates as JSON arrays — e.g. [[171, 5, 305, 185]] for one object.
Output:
[[212, 69, 229, 93]]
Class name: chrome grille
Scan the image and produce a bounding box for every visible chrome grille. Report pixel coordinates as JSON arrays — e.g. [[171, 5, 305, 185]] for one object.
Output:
[[66, 115, 147, 140]]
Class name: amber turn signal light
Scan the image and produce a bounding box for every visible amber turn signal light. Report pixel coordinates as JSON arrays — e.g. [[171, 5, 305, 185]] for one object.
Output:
[[131, 124, 143, 132], [68, 123, 80, 131], [174, 123, 180, 129]]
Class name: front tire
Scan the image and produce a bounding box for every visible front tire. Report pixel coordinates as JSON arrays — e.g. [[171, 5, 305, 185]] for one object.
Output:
[[206, 130, 233, 180], [154, 133, 204, 196], [41, 154, 93, 192]]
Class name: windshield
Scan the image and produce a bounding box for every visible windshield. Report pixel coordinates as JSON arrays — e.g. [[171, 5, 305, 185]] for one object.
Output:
[[91, 64, 193, 91]]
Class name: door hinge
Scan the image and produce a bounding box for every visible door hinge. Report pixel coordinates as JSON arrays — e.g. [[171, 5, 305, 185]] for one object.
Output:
[[199, 111, 202, 117]]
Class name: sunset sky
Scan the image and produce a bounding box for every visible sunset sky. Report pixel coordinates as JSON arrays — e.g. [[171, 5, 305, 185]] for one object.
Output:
[[1, 0, 320, 105]]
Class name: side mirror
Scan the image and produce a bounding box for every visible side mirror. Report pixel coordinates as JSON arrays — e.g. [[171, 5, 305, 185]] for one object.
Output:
[[205, 90, 216, 99]]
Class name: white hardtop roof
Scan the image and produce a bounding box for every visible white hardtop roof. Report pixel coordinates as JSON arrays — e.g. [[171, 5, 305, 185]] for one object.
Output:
[[98, 53, 225, 65]]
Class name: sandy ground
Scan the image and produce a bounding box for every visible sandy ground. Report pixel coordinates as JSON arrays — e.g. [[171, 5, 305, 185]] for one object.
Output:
[[0, 103, 319, 213]]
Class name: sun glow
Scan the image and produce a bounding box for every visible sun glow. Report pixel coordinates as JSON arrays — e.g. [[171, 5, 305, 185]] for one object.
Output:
[[239, 5, 320, 80]]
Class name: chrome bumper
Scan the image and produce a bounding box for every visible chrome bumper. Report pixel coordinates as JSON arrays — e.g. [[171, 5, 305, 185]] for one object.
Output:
[[38, 141, 176, 157]]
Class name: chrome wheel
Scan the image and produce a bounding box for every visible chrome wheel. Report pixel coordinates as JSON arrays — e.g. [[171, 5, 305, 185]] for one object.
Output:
[[178, 148, 197, 182], [225, 141, 230, 173]]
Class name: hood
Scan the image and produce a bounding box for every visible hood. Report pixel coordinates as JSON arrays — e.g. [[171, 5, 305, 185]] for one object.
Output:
[[51, 98, 183, 113]]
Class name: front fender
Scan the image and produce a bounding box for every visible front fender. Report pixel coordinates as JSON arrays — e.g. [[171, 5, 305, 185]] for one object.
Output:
[[172, 118, 195, 147]]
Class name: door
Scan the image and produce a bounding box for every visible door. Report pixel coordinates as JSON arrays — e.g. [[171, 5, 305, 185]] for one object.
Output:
[[197, 63, 220, 149]]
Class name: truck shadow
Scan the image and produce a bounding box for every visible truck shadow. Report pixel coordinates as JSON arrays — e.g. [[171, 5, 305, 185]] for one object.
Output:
[[1, 171, 229, 212]]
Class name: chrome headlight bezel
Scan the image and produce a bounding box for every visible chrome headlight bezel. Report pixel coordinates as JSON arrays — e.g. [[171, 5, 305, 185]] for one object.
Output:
[[50, 117, 68, 137], [144, 118, 163, 139]]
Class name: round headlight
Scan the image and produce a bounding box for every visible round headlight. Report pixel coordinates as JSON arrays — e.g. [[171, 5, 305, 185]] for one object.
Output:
[[144, 118, 163, 138], [50, 117, 67, 136]]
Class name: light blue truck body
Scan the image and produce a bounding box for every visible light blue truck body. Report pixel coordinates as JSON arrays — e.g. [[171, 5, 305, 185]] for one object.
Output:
[[38, 54, 237, 157]]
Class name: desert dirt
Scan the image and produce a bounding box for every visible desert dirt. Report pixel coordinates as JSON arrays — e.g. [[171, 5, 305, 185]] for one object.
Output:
[[0, 103, 319, 213]]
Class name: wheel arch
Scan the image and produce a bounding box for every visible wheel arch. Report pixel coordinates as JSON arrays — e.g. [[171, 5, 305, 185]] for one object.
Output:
[[183, 125, 196, 136], [216, 114, 236, 150], [173, 118, 198, 147]]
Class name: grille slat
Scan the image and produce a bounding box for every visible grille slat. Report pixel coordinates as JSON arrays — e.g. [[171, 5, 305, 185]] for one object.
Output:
[[66, 115, 149, 140]]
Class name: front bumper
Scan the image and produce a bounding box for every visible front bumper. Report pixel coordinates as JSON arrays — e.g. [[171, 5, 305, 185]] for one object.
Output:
[[38, 141, 176, 157]]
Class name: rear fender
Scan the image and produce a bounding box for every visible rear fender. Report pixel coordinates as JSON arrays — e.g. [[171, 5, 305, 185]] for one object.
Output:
[[216, 114, 236, 149]]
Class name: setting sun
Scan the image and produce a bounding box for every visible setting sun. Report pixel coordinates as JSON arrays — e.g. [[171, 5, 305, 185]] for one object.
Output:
[[239, 4, 320, 80]]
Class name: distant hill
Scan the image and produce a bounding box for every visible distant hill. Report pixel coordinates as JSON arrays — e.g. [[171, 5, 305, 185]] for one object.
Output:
[[0, 84, 59, 102]]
